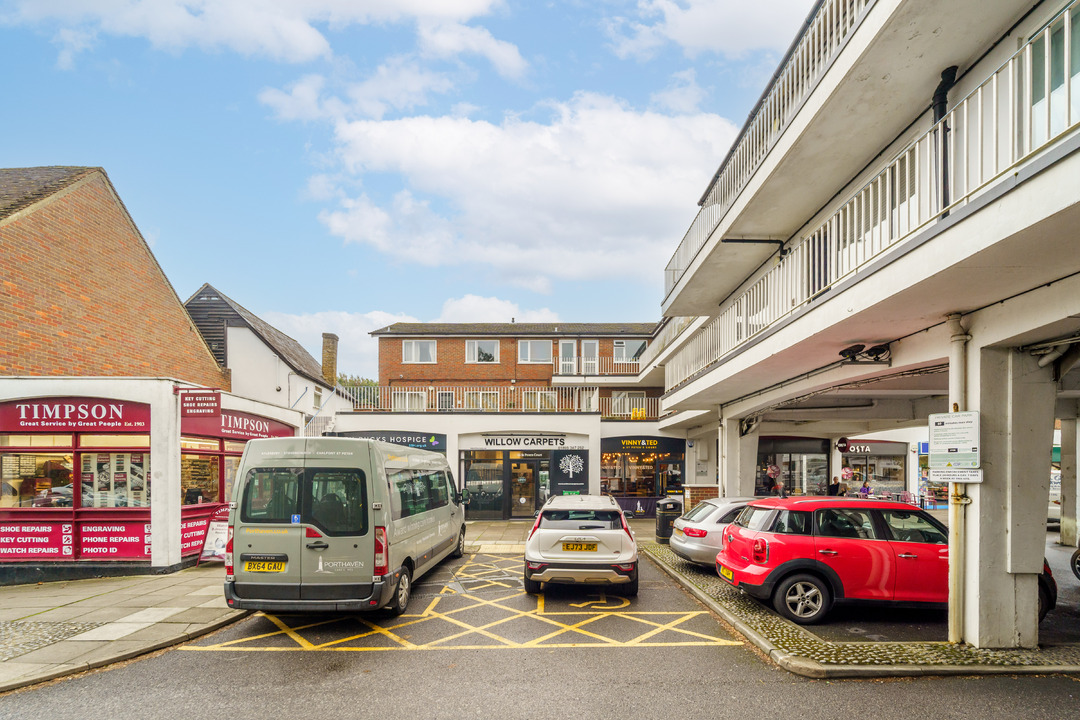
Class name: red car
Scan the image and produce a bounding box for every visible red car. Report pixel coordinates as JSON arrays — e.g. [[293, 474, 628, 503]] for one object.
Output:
[[715, 497, 950, 624]]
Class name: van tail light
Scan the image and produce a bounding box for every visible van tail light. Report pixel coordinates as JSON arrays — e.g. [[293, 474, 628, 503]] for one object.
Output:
[[305, 527, 323, 538], [224, 525, 234, 576], [374, 526, 388, 577], [620, 512, 634, 542], [683, 527, 708, 538], [528, 513, 542, 541], [752, 537, 768, 564]]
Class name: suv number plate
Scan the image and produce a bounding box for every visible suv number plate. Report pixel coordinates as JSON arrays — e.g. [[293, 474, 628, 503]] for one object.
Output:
[[562, 542, 597, 552]]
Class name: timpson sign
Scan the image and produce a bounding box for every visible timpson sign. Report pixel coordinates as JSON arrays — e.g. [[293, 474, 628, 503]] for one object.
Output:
[[181, 408, 295, 440], [0, 398, 151, 432]]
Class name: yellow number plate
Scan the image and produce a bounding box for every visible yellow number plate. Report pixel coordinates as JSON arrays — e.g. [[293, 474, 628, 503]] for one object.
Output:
[[673, 528, 684, 536], [244, 561, 285, 572], [718, 564, 734, 581], [562, 542, 597, 552]]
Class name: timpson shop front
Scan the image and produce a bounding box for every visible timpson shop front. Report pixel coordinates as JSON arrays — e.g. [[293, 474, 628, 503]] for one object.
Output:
[[0, 380, 300, 583], [459, 433, 591, 520]]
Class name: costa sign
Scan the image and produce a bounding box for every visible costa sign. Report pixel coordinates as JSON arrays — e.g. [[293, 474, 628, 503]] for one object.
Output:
[[0, 398, 151, 432]]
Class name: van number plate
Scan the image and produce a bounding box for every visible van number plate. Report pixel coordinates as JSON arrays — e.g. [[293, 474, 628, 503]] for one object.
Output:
[[244, 561, 285, 572], [562, 542, 597, 552]]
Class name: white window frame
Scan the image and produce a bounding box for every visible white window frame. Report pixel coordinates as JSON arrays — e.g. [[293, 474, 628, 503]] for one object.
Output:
[[402, 339, 436, 364], [518, 339, 553, 364], [612, 390, 646, 416], [464, 390, 499, 411], [466, 340, 500, 364], [613, 339, 646, 362], [392, 391, 426, 412], [523, 389, 558, 412]]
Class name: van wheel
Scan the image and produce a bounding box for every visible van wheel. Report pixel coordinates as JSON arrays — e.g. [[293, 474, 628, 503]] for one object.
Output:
[[772, 573, 831, 624], [386, 566, 412, 617], [450, 528, 466, 558]]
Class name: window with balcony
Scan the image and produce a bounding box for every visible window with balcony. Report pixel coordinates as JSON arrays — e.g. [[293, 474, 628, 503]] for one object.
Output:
[[523, 390, 558, 412], [392, 391, 425, 412], [613, 340, 646, 362], [402, 340, 436, 363], [464, 390, 499, 411], [519, 340, 552, 364], [466, 340, 499, 363]]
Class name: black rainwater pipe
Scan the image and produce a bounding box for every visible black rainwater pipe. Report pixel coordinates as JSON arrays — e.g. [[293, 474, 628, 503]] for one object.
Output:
[[933, 66, 959, 212]]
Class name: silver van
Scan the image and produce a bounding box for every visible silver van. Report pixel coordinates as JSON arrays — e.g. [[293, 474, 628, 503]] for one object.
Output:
[[224, 437, 466, 615]]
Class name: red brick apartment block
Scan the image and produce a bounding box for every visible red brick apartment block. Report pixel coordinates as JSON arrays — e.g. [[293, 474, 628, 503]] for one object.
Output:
[[0, 167, 229, 389]]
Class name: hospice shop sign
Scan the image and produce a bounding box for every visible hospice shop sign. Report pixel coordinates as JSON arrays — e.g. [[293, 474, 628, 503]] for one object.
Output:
[[181, 408, 295, 440], [0, 398, 151, 432]]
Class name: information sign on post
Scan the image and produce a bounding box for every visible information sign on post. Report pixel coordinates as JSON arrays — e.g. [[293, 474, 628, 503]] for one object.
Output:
[[928, 411, 980, 469]]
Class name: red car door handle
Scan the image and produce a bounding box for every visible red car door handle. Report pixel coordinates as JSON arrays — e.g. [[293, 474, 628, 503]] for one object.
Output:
[[897, 553, 919, 559], [818, 549, 838, 556]]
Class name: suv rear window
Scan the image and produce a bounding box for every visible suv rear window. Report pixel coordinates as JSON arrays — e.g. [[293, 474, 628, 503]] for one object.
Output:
[[733, 505, 773, 531], [539, 509, 621, 530], [240, 467, 368, 536]]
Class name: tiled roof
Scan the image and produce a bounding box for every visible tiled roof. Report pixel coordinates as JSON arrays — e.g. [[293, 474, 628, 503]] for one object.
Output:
[[186, 284, 327, 387], [0, 167, 100, 220], [371, 322, 659, 337]]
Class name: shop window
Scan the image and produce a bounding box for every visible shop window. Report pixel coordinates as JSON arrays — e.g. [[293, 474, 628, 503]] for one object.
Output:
[[0, 434, 72, 447], [80, 434, 150, 448], [181, 436, 220, 451], [224, 455, 241, 502], [402, 339, 436, 363], [81, 452, 150, 508], [224, 441, 246, 453], [1, 452, 74, 508], [518, 340, 552, 363], [466, 340, 499, 363], [181, 454, 220, 504], [464, 452, 503, 520]]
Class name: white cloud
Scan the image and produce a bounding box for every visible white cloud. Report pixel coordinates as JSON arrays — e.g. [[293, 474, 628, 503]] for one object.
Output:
[[418, 21, 528, 80], [8, 0, 508, 65], [261, 308, 417, 379], [650, 68, 705, 113], [345, 57, 455, 120], [607, 0, 815, 60], [319, 91, 737, 287], [435, 295, 558, 323]]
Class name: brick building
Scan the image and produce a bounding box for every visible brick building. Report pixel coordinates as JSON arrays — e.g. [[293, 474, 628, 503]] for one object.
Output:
[[331, 322, 692, 520], [0, 167, 302, 581]]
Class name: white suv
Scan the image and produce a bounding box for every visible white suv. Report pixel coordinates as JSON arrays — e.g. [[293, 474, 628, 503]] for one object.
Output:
[[523, 494, 638, 596]]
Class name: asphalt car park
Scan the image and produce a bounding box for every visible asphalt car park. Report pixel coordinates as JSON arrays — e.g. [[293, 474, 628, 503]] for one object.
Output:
[[185, 551, 744, 654]]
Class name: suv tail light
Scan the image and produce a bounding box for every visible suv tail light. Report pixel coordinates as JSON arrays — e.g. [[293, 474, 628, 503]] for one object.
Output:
[[752, 537, 768, 564], [224, 524, 234, 576], [374, 526, 388, 577], [683, 527, 708, 538], [620, 512, 634, 543], [528, 512, 543, 541]]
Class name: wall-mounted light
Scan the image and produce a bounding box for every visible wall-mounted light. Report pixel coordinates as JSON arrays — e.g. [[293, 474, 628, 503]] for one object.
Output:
[[839, 342, 891, 364], [866, 343, 891, 361]]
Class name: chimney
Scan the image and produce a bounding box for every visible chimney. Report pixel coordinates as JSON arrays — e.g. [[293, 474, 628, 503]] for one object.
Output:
[[322, 333, 339, 386]]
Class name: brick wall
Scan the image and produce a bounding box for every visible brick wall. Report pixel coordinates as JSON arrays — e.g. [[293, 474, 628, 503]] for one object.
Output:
[[0, 173, 230, 389], [685, 485, 720, 508], [379, 337, 556, 384]]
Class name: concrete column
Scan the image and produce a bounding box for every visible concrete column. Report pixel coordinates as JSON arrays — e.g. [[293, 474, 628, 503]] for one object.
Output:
[[1061, 419, 1078, 547], [721, 417, 758, 497], [150, 384, 182, 572], [964, 347, 1056, 648]]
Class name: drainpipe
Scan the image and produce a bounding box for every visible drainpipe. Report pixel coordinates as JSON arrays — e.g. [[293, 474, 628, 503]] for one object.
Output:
[[933, 67, 958, 213], [946, 313, 972, 644]]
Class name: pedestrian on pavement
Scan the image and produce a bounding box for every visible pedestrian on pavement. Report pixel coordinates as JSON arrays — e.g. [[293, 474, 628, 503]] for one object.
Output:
[[828, 476, 840, 496]]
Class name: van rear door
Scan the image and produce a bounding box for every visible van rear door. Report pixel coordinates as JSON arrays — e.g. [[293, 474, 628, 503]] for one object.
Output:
[[300, 465, 375, 600], [233, 464, 305, 600]]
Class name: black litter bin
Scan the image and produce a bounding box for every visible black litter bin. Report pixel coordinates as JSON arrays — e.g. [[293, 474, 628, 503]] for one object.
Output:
[[655, 498, 683, 544]]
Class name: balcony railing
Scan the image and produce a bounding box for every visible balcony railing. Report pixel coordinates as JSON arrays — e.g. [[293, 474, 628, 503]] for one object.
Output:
[[336, 385, 662, 420], [667, 0, 1080, 390], [636, 316, 699, 369], [664, 0, 873, 298], [552, 357, 641, 376]]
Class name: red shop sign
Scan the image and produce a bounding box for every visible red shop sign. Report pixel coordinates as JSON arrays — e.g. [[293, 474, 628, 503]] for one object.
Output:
[[0, 521, 75, 561], [79, 521, 151, 559], [181, 408, 295, 440], [180, 515, 211, 556], [180, 390, 221, 418], [0, 397, 151, 433]]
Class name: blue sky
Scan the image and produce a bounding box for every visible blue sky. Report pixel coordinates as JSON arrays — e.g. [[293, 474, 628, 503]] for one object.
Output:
[[1, 0, 814, 378]]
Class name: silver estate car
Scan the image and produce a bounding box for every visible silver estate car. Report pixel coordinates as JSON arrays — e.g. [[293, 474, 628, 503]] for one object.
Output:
[[670, 497, 756, 567], [523, 494, 638, 596]]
